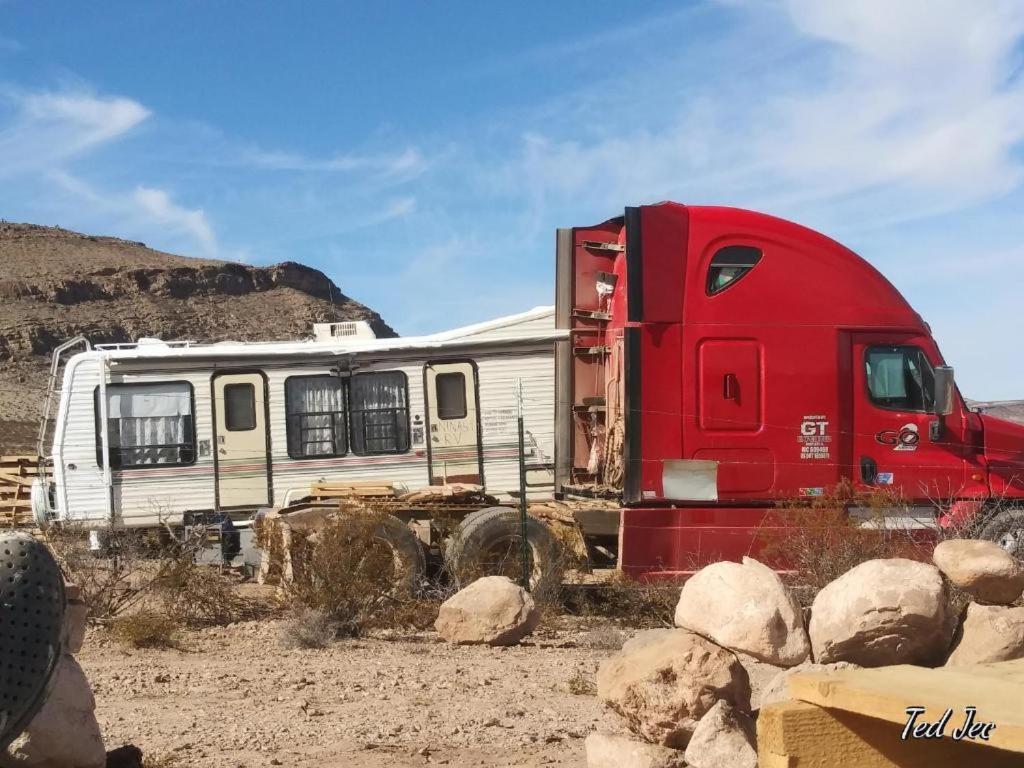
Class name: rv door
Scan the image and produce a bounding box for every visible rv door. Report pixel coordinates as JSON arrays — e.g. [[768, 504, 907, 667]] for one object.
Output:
[[424, 361, 483, 485], [212, 372, 271, 508]]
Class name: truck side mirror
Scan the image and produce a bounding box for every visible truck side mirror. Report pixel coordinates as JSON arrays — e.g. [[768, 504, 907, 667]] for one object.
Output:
[[933, 365, 955, 416]]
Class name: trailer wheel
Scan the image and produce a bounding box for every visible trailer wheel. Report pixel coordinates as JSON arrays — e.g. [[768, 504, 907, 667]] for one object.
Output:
[[373, 515, 428, 594], [447, 506, 560, 598], [975, 507, 1024, 559]]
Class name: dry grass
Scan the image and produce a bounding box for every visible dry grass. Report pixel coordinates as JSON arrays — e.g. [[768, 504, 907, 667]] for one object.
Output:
[[279, 607, 340, 649], [754, 483, 942, 605], [110, 610, 181, 649], [47, 522, 265, 629], [566, 668, 596, 696], [562, 573, 684, 628], [284, 510, 435, 635]]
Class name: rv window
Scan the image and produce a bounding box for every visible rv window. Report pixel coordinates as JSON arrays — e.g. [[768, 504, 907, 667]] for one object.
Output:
[[224, 383, 256, 431], [706, 245, 762, 296], [94, 382, 195, 469], [436, 372, 467, 420], [349, 371, 410, 455], [865, 345, 935, 412], [285, 375, 348, 458]]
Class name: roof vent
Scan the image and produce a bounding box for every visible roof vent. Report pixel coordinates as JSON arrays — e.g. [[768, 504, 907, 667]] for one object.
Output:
[[312, 321, 376, 342]]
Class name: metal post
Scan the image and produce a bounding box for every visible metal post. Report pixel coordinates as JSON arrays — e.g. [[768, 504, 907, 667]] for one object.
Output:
[[515, 378, 530, 591]]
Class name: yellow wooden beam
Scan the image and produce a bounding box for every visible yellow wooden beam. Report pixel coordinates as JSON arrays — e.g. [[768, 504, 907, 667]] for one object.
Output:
[[758, 700, 1022, 768]]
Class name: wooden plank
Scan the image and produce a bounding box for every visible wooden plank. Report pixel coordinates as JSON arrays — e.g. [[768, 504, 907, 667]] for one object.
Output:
[[0, 473, 33, 487], [758, 699, 1023, 768], [788, 661, 1024, 754]]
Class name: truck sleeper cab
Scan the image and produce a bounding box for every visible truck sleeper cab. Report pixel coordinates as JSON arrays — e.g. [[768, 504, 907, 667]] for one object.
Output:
[[555, 203, 1024, 574]]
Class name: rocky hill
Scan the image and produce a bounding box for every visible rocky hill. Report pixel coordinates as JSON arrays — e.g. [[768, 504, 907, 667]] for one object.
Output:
[[0, 222, 395, 451]]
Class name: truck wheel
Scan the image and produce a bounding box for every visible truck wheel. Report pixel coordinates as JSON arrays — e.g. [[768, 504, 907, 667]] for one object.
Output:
[[447, 506, 561, 598], [976, 508, 1024, 558], [370, 515, 427, 595]]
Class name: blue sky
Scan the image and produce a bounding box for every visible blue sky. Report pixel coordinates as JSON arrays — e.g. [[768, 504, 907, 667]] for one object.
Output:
[[1, 0, 1023, 399]]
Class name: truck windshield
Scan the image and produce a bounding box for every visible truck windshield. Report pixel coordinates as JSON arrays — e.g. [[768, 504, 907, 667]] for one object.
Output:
[[865, 345, 935, 412]]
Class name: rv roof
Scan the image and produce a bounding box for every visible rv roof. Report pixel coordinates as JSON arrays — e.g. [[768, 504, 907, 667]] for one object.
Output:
[[81, 305, 563, 362]]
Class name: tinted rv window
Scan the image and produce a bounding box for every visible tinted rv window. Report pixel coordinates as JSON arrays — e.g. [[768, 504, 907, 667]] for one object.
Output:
[[349, 371, 410, 455], [94, 382, 196, 469], [706, 245, 762, 296], [285, 375, 347, 458], [436, 372, 467, 420], [224, 383, 256, 431], [865, 346, 935, 412]]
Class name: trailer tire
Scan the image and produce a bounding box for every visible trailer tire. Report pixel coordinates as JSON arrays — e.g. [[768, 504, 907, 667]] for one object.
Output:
[[975, 507, 1024, 559], [447, 506, 561, 598], [374, 515, 427, 595]]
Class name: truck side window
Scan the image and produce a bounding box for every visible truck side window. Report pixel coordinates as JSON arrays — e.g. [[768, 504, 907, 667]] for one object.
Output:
[[706, 245, 762, 296], [865, 346, 935, 412]]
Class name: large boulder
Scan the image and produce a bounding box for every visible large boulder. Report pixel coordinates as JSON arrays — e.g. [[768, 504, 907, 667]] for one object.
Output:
[[946, 603, 1024, 666], [758, 661, 858, 709], [808, 558, 954, 666], [683, 700, 757, 768], [1, 656, 106, 768], [674, 557, 810, 667], [584, 732, 686, 768], [933, 539, 1024, 605], [434, 576, 539, 646], [596, 629, 750, 748]]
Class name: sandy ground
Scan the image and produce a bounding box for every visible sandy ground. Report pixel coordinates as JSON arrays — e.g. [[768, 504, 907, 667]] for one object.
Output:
[[79, 618, 630, 768]]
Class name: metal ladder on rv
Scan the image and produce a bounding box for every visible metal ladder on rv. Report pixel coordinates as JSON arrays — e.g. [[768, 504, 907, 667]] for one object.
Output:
[[35, 337, 91, 525]]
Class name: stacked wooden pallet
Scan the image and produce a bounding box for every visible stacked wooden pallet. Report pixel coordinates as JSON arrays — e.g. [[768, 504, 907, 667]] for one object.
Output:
[[309, 480, 398, 500], [0, 455, 38, 527]]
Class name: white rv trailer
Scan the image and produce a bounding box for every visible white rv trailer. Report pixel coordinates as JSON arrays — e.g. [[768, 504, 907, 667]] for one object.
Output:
[[32, 307, 565, 530]]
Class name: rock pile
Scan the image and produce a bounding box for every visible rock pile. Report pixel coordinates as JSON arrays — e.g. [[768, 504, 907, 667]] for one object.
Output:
[[1, 583, 106, 768], [586, 540, 1024, 768]]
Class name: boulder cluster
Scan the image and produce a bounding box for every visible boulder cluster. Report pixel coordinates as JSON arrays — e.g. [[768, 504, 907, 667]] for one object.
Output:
[[586, 539, 1024, 768]]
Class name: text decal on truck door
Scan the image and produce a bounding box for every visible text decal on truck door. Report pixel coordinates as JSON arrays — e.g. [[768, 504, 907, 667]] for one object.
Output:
[[798, 415, 831, 460]]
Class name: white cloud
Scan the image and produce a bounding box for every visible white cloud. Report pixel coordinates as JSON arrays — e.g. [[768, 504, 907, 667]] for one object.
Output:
[[0, 89, 150, 176], [131, 186, 218, 256], [241, 144, 427, 179], [499, 0, 1024, 227], [47, 171, 221, 258]]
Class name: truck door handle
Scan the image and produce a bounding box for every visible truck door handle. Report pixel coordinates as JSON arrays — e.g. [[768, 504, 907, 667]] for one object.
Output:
[[723, 373, 739, 401], [860, 456, 877, 484]]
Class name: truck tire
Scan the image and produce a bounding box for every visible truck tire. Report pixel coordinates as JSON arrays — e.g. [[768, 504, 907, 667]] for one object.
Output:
[[373, 515, 427, 595], [447, 506, 561, 597], [975, 507, 1024, 559]]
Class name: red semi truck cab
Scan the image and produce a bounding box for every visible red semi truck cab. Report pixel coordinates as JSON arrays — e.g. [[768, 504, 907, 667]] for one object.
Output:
[[553, 202, 1024, 574]]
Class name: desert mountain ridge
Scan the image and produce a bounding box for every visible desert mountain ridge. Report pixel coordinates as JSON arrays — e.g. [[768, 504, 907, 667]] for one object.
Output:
[[0, 221, 396, 451]]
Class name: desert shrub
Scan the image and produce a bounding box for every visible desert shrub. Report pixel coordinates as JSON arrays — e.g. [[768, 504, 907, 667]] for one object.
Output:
[[279, 607, 340, 649], [754, 483, 937, 604], [579, 626, 626, 650], [567, 668, 597, 696], [284, 510, 430, 635], [563, 573, 684, 628], [110, 610, 181, 649], [46, 522, 260, 627]]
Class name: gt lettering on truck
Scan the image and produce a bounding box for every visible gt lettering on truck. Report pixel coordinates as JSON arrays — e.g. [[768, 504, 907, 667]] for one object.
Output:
[[798, 415, 832, 460]]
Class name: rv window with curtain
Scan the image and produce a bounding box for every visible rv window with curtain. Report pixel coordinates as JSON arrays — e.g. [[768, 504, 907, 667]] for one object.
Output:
[[285, 375, 347, 458], [94, 382, 195, 469], [349, 371, 410, 455]]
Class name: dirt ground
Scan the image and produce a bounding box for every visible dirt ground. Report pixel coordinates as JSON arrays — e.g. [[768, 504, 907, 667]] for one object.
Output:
[[79, 617, 631, 768]]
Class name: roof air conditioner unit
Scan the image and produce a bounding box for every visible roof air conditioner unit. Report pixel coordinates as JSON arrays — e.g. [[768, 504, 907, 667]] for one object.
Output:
[[312, 321, 376, 342]]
